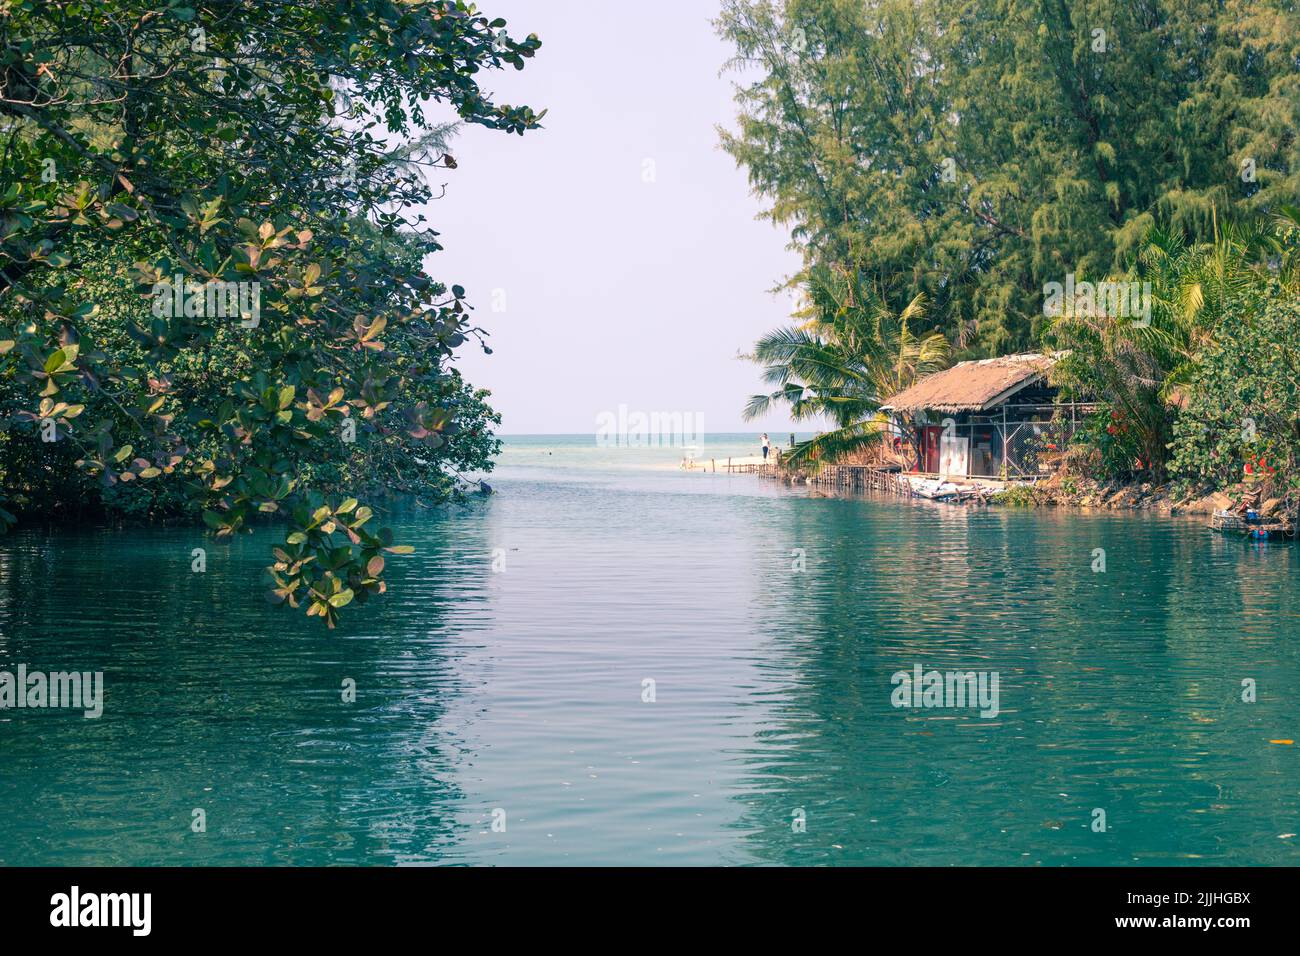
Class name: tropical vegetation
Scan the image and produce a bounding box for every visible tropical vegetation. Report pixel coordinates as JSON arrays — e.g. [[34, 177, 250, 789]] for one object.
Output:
[[0, 1, 541, 625], [718, 0, 1297, 354], [1048, 210, 1300, 484]]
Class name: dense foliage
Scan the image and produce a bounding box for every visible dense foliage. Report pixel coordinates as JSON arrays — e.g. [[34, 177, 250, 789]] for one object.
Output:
[[1, 1, 541, 625], [718, 0, 1299, 353], [1170, 281, 1300, 515], [1047, 210, 1300, 481]]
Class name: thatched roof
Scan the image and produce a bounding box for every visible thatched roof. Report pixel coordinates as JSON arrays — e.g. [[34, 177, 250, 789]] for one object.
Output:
[[882, 353, 1059, 414]]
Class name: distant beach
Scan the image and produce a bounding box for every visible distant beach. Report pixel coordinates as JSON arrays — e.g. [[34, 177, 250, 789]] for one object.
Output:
[[494, 433, 813, 473]]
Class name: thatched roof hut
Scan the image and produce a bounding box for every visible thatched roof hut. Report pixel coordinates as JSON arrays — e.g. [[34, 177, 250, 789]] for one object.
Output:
[[878, 353, 1085, 479], [882, 353, 1060, 414]]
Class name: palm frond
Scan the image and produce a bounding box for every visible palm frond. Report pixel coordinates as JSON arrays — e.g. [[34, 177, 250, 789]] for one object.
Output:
[[740, 275, 950, 458]]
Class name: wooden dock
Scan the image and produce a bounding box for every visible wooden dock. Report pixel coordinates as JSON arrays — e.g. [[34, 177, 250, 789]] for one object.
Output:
[[810, 464, 915, 496], [686, 457, 776, 474], [755, 463, 915, 497]]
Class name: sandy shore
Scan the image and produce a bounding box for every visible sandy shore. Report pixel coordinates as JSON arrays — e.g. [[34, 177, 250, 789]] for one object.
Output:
[[676, 454, 769, 471]]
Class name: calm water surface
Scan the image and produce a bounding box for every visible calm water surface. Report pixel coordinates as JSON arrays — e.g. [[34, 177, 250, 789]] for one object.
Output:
[[2, 435, 1298, 865]]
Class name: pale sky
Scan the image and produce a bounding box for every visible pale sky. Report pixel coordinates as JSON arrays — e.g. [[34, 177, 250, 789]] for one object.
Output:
[[425, 0, 809, 435]]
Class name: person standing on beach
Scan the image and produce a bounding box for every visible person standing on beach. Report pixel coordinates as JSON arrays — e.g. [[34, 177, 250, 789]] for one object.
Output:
[[761, 434, 770, 460]]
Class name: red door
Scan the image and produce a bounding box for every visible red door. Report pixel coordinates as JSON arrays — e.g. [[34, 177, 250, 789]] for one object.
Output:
[[920, 426, 942, 474]]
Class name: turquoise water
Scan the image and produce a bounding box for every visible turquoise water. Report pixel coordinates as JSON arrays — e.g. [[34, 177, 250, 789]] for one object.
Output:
[[1, 435, 1298, 865], [496, 431, 801, 471]]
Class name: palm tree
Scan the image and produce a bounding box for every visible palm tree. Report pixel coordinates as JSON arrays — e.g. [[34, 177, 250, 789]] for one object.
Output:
[[1261, 204, 1300, 294], [1046, 215, 1286, 479], [742, 273, 949, 469]]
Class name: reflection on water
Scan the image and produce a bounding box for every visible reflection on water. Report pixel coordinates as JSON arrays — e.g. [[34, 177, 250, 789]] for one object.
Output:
[[1, 460, 1298, 865]]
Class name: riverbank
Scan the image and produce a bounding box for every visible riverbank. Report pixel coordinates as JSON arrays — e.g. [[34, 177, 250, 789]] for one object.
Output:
[[988, 473, 1292, 520], [766, 459, 1293, 524]]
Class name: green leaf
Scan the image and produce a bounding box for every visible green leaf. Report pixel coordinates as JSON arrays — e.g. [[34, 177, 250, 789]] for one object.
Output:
[[105, 202, 139, 223]]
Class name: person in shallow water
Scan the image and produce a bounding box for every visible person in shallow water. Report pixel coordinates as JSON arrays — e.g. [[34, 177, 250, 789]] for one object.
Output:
[[761, 434, 770, 460]]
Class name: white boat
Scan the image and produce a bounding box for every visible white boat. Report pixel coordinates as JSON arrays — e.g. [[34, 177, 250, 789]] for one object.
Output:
[[912, 478, 962, 501]]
